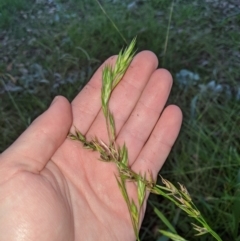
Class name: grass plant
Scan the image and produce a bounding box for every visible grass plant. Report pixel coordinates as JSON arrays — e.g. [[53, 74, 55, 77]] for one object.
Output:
[[69, 39, 222, 241]]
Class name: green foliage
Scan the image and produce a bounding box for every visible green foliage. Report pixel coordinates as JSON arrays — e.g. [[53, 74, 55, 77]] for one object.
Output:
[[1, 0, 240, 240], [159, 230, 188, 241], [0, 0, 31, 28]]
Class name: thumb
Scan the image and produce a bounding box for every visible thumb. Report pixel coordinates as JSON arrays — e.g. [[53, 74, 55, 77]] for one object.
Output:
[[0, 96, 72, 173]]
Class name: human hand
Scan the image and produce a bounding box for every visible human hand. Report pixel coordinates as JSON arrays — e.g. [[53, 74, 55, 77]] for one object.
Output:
[[0, 51, 182, 241]]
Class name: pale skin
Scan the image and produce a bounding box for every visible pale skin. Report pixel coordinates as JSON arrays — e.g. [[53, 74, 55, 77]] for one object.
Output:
[[0, 51, 182, 241]]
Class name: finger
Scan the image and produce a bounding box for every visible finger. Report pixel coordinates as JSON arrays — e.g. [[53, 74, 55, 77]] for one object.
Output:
[[1, 96, 72, 173], [131, 105, 182, 179], [86, 51, 158, 142], [71, 55, 117, 134], [116, 68, 173, 165]]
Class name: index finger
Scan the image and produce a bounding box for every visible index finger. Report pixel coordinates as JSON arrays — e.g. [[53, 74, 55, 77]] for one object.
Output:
[[71, 55, 117, 134]]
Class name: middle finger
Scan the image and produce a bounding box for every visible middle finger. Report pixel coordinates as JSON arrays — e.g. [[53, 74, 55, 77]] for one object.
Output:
[[116, 68, 173, 165]]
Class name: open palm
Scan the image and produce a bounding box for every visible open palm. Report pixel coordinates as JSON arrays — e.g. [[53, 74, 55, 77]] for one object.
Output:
[[0, 51, 182, 241]]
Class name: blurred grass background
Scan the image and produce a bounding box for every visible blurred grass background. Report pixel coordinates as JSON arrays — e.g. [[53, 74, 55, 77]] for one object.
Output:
[[0, 0, 240, 240]]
